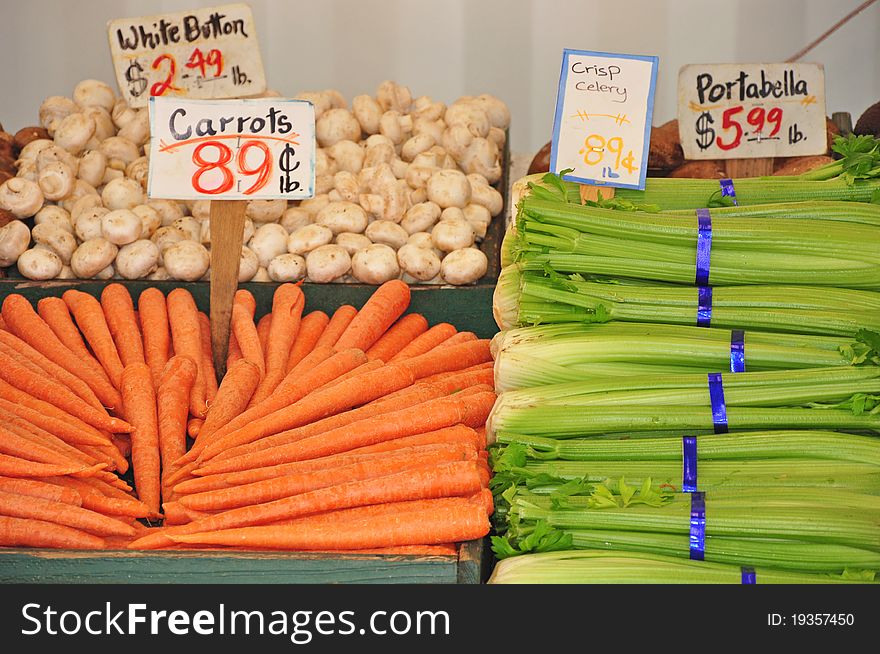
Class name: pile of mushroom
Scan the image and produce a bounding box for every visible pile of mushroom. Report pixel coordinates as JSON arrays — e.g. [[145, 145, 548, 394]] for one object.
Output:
[[0, 79, 507, 285]]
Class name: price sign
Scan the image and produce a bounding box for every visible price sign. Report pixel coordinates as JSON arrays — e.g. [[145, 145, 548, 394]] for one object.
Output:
[[147, 97, 315, 200], [107, 3, 266, 108], [550, 49, 659, 190], [678, 63, 827, 160]]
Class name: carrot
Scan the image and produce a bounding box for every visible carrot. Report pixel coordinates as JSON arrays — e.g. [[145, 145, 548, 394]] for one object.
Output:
[[179, 443, 477, 495], [347, 425, 482, 456], [0, 395, 110, 448], [286, 310, 329, 373], [0, 352, 130, 433], [0, 421, 111, 481], [0, 515, 106, 549], [156, 356, 197, 499], [0, 315, 5, 330], [101, 283, 145, 367], [197, 391, 495, 474], [312, 359, 384, 393], [72, 443, 121, 473], [121, 363, 161, 516], [197, 312, 219, 406], [234, 288, 257, 314], [128, 460, 484, 549], [193, 357, 412, 464], [166, 289, 207, 418], [314, 305, 357, 350], [0, 489, 136, 537], [184, 348, 368, 464], [435, 331, 477, 348], [42, 477, 151, 519], [168, 496, 489, 550], [111, 433, 131, 460], [138, 288, 171, 389], [180, 446, 474, 512], [416, 361, 494, 387], [0, 476, 82, 505], [61, 290, 126, 390], [365, 313, 428, 362], [400, 339, 493, 380], [227, 329, 243, 369], [250, 285, 305, 405], [275, 344, 335, 390], [334, 280, 410, 352], [162, 501, 214, 525], [187, 419, 204, 439], [0, 453, 105, 478], [196, 359, 261, 443], [232, 290, 264, 378], [256, 312, 272, 357], [389, 323, 457, 361], [0, 324, 105, 412]]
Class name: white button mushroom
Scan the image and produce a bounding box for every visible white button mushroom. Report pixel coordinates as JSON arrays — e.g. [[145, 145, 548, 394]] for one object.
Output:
[[459, 137, 502, 184], [463, 203, 492, 239], [73, 79, 116, 112], [199, 218, 211, 245], [268, 253, 307, 282], [34, 205, 74, 234], [74, 206, 109, 242], [54, 112, 96, 156], [299, 194, 331, 217], [238, 246, 259, 282], [163, 240, 210, 281], [426, 169, 471, 209], [101, 167, 124, 185], [352, 95, 382, 135], [116, 109, 150, 146], [334, 231, 373, 256], [406, 231, 440, 252], [474, 94, 511, 130], [125, 157, 149, 191], [189, 200, 211, 222], [37, 161, 75, 201], [83, 106, 116, 142], [412, 96, 446, 122], [365, 220, 408, 250], [0, 220, 31, 266], [101, 177, 144, 211], [36, 144, 80, 176], [171, 216, 201, 242], [400, 201, 442, 235], [151, 226, 188, 263], [331, 171, 359, 203], [59, 179, 98, 213], [17, 248, 63, 280], [115, 239, 159, 279], [99, 136, 140, 170], [315, 201, 369, 235], [375, 80, 412, 114], [101, 209, 142, 246], [148, 199, 184, 226], [316, 108, 362, 148], [280, 207, 311, 233], [401, 133, 436, 162], [287, 223, 334, 256], [0, 178, 44, 218], [467, 174, 504, 216], [440, 247, 488, 285], [246, 199, 286, 224], [251, 267, 271, 282], [327, 140, 365, 174], [70, 238, 118, 278], [146, 266, 171, 281], [396, 243, 441, 281], [431, 218, 475, 252], [77, 149, 107, 188], [444, 101, 491, 138], [379, 111, 413, 145], [351, 243, 400, 284], [39, 96, 79, 134], [32, 222, 76, 264], [56, 264, 76, 279], [132, 204, 161, 239], [249, 223, 289, 268], [306, 244, 351, 283], [111, 98, 138, 130], [440, 206, 468, 223]]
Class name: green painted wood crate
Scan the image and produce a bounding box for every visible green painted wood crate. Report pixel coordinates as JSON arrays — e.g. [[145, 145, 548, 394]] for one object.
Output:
[[0, 280, 500, 584]]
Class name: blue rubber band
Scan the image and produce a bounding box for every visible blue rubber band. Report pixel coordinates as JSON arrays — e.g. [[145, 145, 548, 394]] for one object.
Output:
[[689, 492, 706, 561], [720, 178, 738, 206], [730, 329, 745, 373], [741, 567, 756, 584], [682, 436, 698, 493], [695, 208, 712, 286], [708, 373, 729, 434], [697, 286, 713, 328]]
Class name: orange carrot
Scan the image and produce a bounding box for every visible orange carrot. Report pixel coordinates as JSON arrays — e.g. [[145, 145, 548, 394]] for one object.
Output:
[[314, 305, 357, 350], [0, 315, 5, 330], [389, 323, 457, 361], [101, 283, 145, 367], [193, 357, 412, 464], [197, 312, 219, 406], [250, 285, 305, 405], [197, 392, 495, 474], [400, 339, 493, 380], [435, 330, 477, 348], [157, 356, 197, 498], [312, 359, 384, 393], [166, 289, 207, 418], [0, 489, 136, 537], [42, 477, 151, 519], [121, 363, 161, 516], [232, 301, 264, 379], [0, 476, 82, 505], [169, 499, 489, 550], [162, 501, 213, 525], [416, 361, 494, 387], [286, 310, 329, 373], [111, 433, 131, 460], [128, 460, 484, 549], [197, 359, 261, 443], [334, 280, 410, 352], [138, 288, 171, 390], [181, 446, 473, 512], [0, 395, 110, 447], [79, 443, 128, 474], [365, 313, 428, 362], [0, 453, 105, 478], [187, 419, 204, 439], [227, 329, 243, 369], [275, 344, 335, 390], [347, 425, 481, 456], [256, 312, 272, 357], [0, 515, 106, 549], [0, 345, 131, 433], [234, 288, 257, 314], [61, 290, 126, 390]]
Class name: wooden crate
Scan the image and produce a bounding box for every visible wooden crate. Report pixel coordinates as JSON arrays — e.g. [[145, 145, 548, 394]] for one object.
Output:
[[0, 280, 499, 583]]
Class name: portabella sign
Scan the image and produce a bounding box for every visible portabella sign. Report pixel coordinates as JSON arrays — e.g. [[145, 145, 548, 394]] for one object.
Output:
[[695, 69, 810, 104]]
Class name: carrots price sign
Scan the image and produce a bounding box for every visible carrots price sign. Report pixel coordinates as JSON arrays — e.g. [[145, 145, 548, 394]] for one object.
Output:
[[550, 49, 659, 190], [677, 63, 827, 159], [107, 3, 266, 108], [147, 97, 315, 200]]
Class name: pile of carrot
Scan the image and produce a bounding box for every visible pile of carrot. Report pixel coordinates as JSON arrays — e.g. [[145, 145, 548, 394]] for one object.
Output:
[[0, 279, 495, 555]]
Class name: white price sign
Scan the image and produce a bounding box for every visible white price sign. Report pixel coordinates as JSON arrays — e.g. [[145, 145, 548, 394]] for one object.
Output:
[[107, 3, 266, 108], [677, 63, 827, 160], [550, 49, 659, 190], [147, 97, 315, 200]]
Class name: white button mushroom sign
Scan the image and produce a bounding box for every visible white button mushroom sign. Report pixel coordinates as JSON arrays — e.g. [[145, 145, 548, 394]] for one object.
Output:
[[147, 96, 316, 200], [550, 49, 659, 190]]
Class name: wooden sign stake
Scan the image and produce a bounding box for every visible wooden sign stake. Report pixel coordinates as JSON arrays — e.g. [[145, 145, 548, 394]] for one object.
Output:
[[724, 158, 775, 179], [208, 199, 247, 380]]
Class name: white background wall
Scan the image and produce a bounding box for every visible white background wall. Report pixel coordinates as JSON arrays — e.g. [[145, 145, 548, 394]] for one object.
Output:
[[1, 0, 878, 154]]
